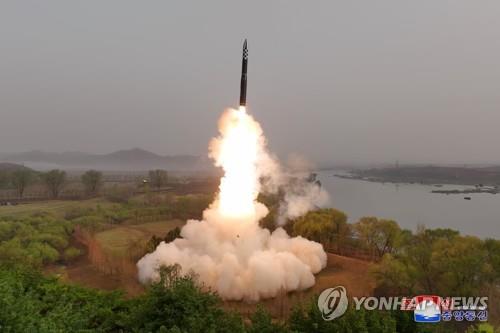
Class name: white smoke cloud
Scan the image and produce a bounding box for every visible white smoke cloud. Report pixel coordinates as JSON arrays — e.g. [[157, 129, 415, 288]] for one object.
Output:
[[137, 218, 326, 301], [277, 180, 329, 225], [137, 107, 327, 301], [257, 152, 330, 226]]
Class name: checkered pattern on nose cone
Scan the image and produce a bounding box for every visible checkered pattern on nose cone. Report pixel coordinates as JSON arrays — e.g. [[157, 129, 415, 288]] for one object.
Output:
[[243, 48, 248, 60]]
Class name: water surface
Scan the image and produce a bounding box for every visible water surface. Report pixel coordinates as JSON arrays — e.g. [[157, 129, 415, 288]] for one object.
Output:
[[317, 170, 500, 238]]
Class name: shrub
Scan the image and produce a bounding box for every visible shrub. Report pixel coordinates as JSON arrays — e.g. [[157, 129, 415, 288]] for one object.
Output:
[[105, 185, 135, 203], [64, 206, 95, 220], [72, 215, 107, 232], [63, 247, 82, 262]]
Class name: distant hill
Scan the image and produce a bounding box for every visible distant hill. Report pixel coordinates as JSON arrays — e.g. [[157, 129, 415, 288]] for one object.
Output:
[[0, 162, 32, 172], [0, 149, 212, 172]]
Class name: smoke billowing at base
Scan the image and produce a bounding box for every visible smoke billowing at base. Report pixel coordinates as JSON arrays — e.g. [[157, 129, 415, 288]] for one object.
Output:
[[137, 107, 328, 301]]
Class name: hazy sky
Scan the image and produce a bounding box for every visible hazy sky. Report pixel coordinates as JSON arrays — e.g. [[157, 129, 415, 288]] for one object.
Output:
[[1, 1, 500, 165]]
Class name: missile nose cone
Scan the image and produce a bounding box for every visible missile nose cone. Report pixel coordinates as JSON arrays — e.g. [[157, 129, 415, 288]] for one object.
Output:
[[243, 39, 248, 59]]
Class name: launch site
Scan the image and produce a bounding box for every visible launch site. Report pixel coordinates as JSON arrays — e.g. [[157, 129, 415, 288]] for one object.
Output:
[[0, 1, 499, 332]]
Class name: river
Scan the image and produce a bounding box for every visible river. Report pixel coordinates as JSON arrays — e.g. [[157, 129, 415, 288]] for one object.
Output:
[[317, 170, 500, 238]]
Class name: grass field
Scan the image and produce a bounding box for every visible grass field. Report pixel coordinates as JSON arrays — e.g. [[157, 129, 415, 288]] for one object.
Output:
[[95, 220, 184, 257]]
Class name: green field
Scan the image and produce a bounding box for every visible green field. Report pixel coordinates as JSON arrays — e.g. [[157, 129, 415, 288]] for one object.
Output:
[[0, 197, 186, 259]]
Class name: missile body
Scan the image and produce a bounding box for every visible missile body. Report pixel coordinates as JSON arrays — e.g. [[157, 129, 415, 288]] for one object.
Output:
[[239, 39, 248, 107]]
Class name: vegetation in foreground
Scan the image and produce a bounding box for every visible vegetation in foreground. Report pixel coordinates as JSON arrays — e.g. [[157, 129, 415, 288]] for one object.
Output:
[[4, 263, 497, 333], [0, 191, 498, 332]]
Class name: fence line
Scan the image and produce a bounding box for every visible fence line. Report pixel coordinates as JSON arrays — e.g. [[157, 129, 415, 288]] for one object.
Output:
[[0, 186, 173, 204]]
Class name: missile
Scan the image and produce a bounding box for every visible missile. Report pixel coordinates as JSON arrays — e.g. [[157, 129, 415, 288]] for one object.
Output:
[[239, 39, 248, 107]]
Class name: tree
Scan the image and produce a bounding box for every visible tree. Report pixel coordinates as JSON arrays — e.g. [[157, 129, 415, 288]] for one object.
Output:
[[105, 185, 134, 203], [0, 263, 250, 333], [11, 169, 35, 198], [171, 194, 212, 220], [372, 254, 418, 295], [127, 265, 245, 332], [353, 217, 403, 258], [373, 227, 442, 295], [292, 208, 350, 250], [466, 323, 495, 333], [372, 226, 498, 300], [248, 306, 287, 333], [430, 236, 490, 296], [288, 300, 397, 333], [483, 238, 500, 285], [0, 266, 127, 332], [149, 169, 168, 190], [424, 228, 459, 241], [63, 247, 81, 262], [42, 169, 66, 198], [0, 171, 9, 189], [81, 170, 103, 196]]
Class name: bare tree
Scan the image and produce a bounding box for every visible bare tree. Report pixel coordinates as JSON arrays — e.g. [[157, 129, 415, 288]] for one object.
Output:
[[148, 169, 168, 190], [81, 170, 103, 196], [42, 169, 66, 198], [11, 169, 35, 198]]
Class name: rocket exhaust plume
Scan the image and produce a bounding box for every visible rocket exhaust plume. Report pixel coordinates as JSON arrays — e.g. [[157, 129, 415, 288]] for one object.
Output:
[[137, 41, 327, 301]]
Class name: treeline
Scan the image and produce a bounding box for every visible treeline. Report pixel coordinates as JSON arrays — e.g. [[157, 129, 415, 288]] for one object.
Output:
[[373, 229, 500, 298], [0, 168, 170, 201], [0, 168, 94, 199], [3, 264, 495, 333], [288, 209, 412, 259], [286, 208, 500, 321]]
